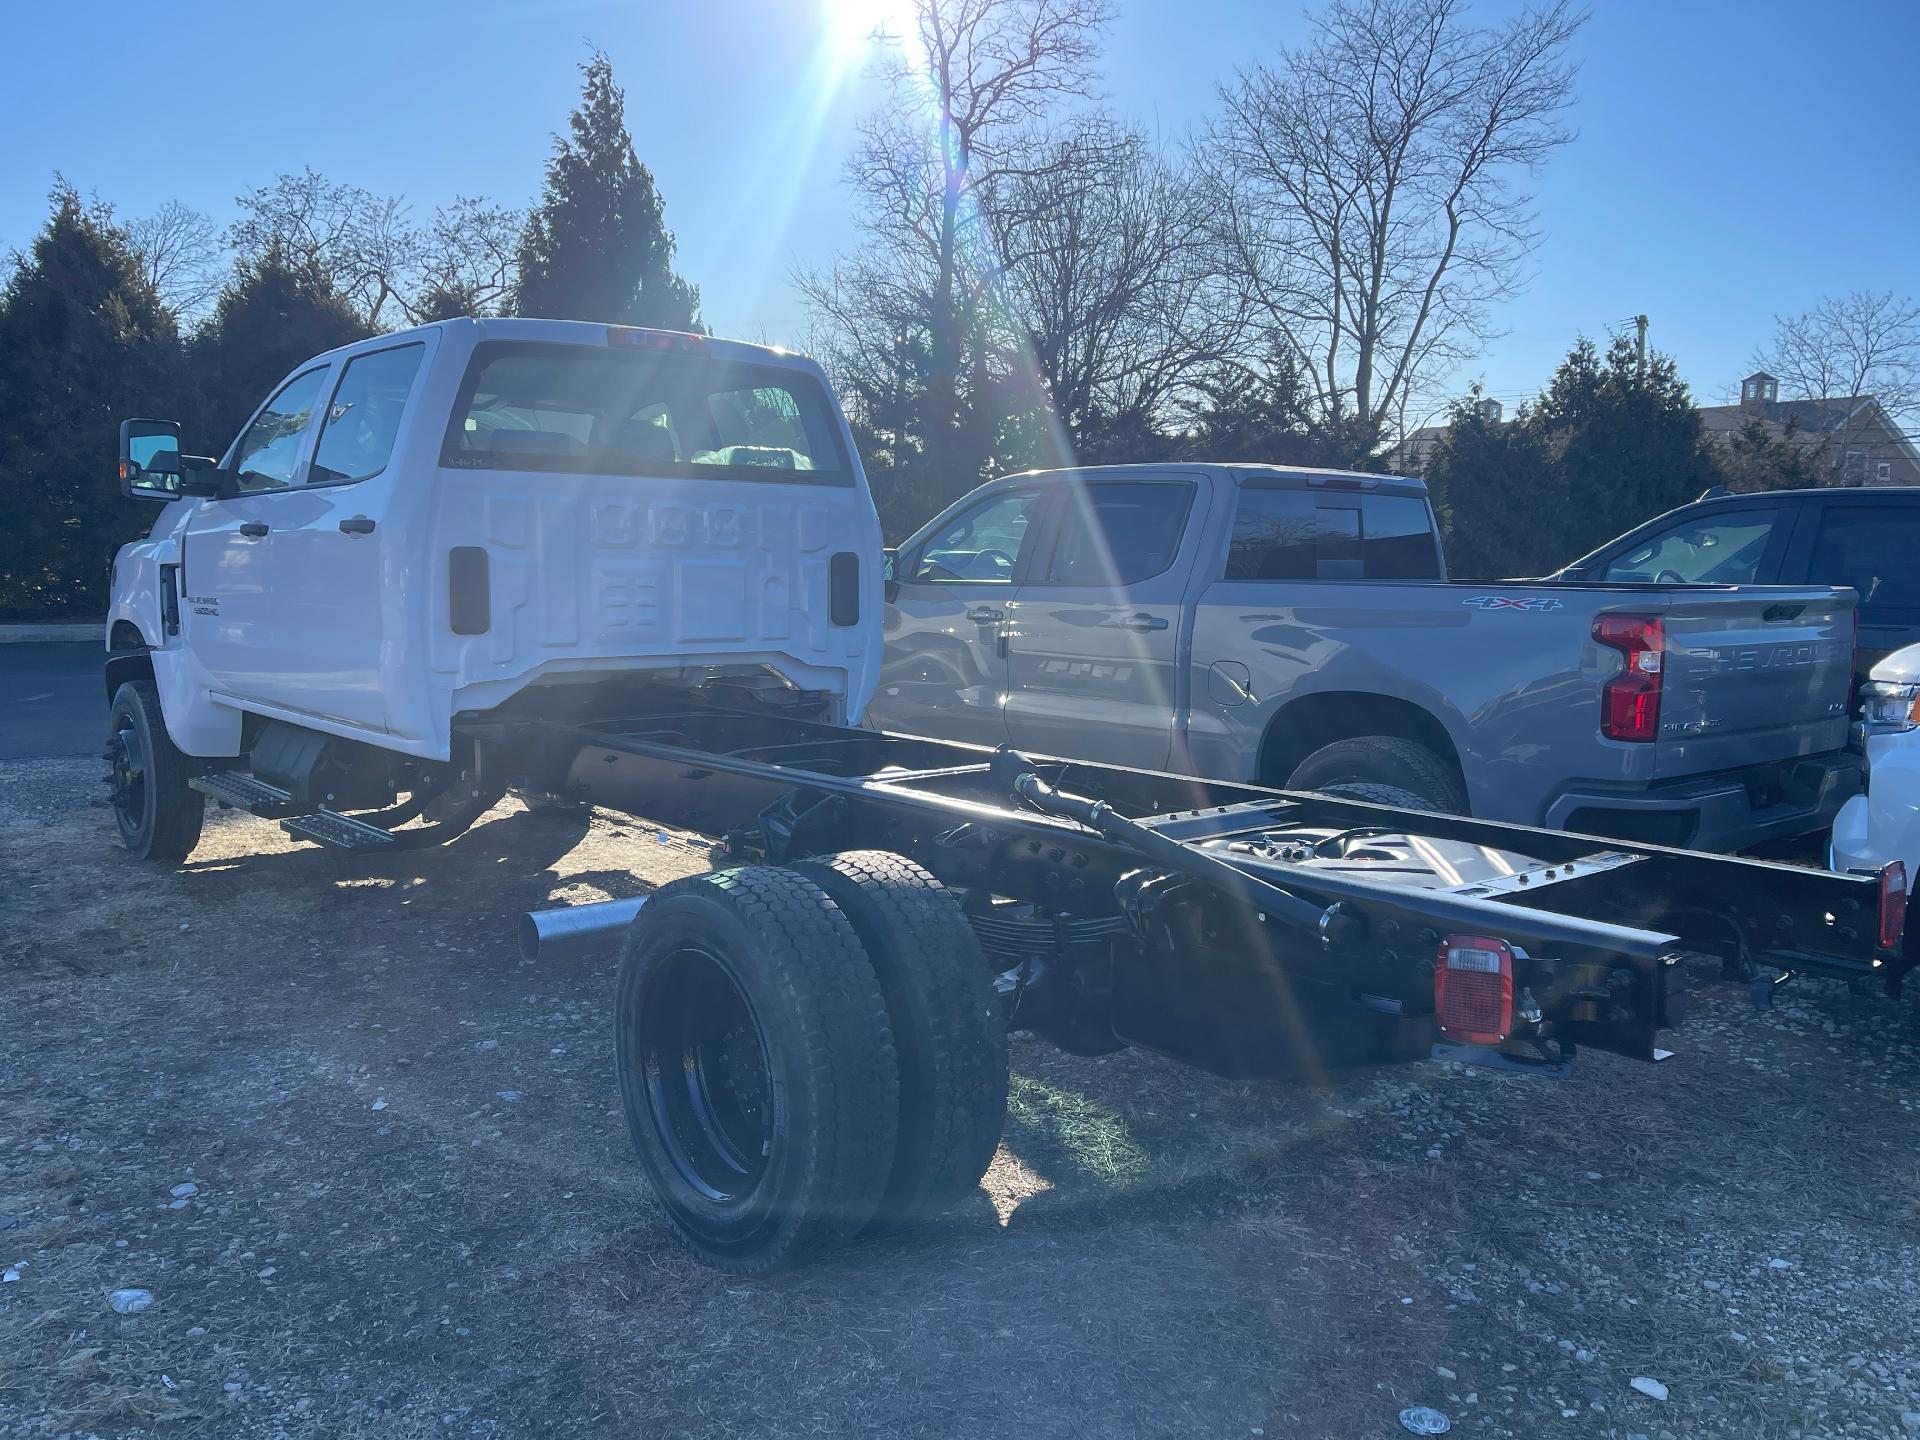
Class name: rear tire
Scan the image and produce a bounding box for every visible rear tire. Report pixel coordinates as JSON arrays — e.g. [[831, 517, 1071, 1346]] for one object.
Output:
[[1286, 737, 1467, 814], [107, 680, 205, 863], [792, 851, 1009, 1225], [1312, 781, 1441, 812], [615, 866, 899, 1273]]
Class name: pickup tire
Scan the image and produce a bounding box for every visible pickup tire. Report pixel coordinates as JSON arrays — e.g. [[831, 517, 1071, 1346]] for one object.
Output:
[[614, 865, 899, 1273], [107, 679, 205, 863], [792, 851, 1009, 1227], [1287, 737, 1468, 815]]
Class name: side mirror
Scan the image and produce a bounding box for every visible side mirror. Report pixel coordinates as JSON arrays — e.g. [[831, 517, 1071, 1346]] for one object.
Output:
[[177, 455, 236, 499], [118, 418, 183, 502], [883, 547, 901, 604]]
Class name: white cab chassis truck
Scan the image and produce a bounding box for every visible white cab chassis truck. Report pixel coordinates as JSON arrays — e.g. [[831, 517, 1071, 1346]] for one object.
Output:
[[104, 320, 1906, 1273]]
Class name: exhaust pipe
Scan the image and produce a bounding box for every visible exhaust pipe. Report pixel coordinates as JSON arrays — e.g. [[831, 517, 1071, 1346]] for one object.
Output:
[[519, 896, 648, 962]]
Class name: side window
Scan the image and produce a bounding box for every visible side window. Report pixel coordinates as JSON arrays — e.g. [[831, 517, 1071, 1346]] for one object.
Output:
[[1810, 506, 1920, 612], [909, 490, 1040, 584], [1042, 483, 1194, 585], [1358, 494, 1443, 579], [311, 344, 425, 485], [1225, 488, 1362, 580], [1601, 510, 1778, 584], [230, 368, 331, 493]]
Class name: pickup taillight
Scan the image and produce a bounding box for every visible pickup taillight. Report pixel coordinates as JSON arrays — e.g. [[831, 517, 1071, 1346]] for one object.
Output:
[[1594, 613, 1664, 742]]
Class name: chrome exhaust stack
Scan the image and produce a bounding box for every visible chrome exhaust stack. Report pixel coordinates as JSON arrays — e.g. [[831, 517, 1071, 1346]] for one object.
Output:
[[519, 896, 648, 962]]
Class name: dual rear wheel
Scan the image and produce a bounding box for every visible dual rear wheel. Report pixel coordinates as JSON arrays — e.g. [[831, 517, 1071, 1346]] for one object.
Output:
[[615, 852, 1008, 1273]]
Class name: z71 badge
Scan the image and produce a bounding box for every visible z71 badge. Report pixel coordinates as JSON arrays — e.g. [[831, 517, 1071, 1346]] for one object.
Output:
[[1461, 595, 1563, 613]]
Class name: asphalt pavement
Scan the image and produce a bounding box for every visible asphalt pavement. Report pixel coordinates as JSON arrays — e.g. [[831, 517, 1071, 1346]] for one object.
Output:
[[1, 643, 104, 759]]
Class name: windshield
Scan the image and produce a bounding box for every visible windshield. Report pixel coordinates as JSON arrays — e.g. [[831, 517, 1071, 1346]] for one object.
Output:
[[442, 340, 852, 483]]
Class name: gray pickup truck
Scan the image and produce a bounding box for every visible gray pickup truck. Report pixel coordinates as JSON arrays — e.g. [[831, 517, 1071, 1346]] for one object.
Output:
[[870, 464, 1861, 851]]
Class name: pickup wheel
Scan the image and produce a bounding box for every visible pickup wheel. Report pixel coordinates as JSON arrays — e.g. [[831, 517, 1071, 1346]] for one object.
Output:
[[615, 866, 899, 1273], [106, 680, 205, 863], [1286, 737, 1468, 815], [791, 851, 1009, 1227]]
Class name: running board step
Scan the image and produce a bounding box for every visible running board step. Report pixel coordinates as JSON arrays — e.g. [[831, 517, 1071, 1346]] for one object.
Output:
[[281, 809, 397, 850], [190, 771, 298, 818]]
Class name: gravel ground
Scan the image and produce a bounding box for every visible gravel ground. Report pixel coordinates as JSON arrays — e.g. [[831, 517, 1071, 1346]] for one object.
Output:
[[4, 754, 1920, 1440]]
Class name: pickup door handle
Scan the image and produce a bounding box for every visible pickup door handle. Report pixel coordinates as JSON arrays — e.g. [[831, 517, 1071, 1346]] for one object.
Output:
[[965, 606, 1005, 624], [339, 515, 377, 536], [237, 522, 269, 538], [1119, 612, 1169, 633]]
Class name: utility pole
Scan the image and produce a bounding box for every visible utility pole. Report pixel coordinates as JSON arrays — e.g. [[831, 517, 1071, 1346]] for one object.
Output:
[[1634, 314, 1649, 373]]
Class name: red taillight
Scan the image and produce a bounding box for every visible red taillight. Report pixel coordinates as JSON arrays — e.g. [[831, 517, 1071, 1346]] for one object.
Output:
[[1881, 861, 1909, 952], [1594, 613, 1664, 742], [1434, 934, 1515, 1045]]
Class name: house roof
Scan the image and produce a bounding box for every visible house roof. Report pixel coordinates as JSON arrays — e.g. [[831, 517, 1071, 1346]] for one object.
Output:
[[1694, 395, 1877, 438]]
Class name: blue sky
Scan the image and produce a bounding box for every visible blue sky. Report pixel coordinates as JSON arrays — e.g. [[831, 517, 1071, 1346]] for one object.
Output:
[[7, 0, 1917, 418]]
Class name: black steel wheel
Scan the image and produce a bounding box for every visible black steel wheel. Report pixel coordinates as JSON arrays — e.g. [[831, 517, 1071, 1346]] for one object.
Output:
[[615, 866, 899, 1272], [792, 851, 1009, 1226], [106, 679, 204, 863]]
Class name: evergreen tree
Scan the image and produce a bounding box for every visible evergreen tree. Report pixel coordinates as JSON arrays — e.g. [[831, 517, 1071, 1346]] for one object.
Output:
[[1423, 389, 1564, 578], [1716, 416, 1826, 493], [0, 184, 185, 619], [1536, 336, 1721, 563], [513, 51, 700, 329], [189, 244, 369, 450]]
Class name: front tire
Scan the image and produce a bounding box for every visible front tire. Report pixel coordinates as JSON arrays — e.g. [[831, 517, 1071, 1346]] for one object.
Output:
[[615, 866, 900, 1273], [106, 679, 205, 863]]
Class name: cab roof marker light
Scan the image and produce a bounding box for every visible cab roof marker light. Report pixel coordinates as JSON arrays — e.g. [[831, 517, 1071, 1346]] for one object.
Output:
[[606, 327, 705, 352]]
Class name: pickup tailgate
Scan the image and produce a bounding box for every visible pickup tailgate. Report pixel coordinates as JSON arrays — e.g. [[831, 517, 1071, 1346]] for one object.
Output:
[[1649, 586, 1853, 776]]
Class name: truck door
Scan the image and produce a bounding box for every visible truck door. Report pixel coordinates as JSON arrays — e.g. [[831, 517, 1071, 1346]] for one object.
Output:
[[181, 365, 332, 713], [1002, 477, 1202, 770], [266, 340, 430, 731], [869, 485, 1045, 746]]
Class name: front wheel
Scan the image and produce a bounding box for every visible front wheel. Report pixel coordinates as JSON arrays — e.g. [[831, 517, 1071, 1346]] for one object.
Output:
[[106, 680, 205, 863], [615, 866, 900, 1273]]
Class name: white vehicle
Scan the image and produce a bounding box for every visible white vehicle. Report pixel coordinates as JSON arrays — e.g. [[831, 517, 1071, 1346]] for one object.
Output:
[[1831, 643, 1920, 945], [106, 318, 883, 860]]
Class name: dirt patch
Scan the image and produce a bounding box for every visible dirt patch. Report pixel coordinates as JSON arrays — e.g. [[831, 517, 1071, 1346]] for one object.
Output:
[[4, 755, 1920, 1439]]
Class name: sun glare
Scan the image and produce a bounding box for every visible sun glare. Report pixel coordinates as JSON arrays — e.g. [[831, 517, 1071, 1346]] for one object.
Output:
[[823, 0, 912, 63]]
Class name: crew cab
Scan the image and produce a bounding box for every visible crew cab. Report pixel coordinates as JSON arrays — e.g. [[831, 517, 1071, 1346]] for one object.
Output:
[[870, 465, 1861, 851], [1550, 485, 1920, 690], [105, 318, 882, 860]]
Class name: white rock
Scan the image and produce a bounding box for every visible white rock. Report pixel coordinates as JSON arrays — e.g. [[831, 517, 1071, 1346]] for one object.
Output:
[[108, 1287, 155, 1314], [1629, 1377, 1669, 1401], [370, 1098, 387, 1111], [2, 1267, 19, 1283], [1768, 1258, 1792, 1270], [169, 1182, 198, 1199], [1436, 1366, 1457, 1380]]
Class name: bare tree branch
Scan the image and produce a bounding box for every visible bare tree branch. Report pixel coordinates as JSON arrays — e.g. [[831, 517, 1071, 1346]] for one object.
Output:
[[126, 200, 225, 323]]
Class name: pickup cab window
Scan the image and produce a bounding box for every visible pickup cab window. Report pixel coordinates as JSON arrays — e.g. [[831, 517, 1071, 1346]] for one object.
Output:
[[1810, 506, 1920, 611], [1227, 488, 1440, 580], [910, 489, 1038, 583], [311, 343, 425, 485], [1600, 510, 1777, 584], [442, 341, 850, 482], [1040, 482, 1193, 585], [231, 367, 330, 493]]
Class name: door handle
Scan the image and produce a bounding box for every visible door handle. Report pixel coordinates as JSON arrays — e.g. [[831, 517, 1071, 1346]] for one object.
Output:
[[966, 606, 1006, 624], [1120, 612, 1168, 632], [339, 515, 377, 536], [238, 522, 269, 538]]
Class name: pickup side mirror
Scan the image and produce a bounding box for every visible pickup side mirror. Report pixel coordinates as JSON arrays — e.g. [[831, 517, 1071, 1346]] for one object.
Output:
[[177, 455, 237, 500], [118, 418, 183, 502]]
